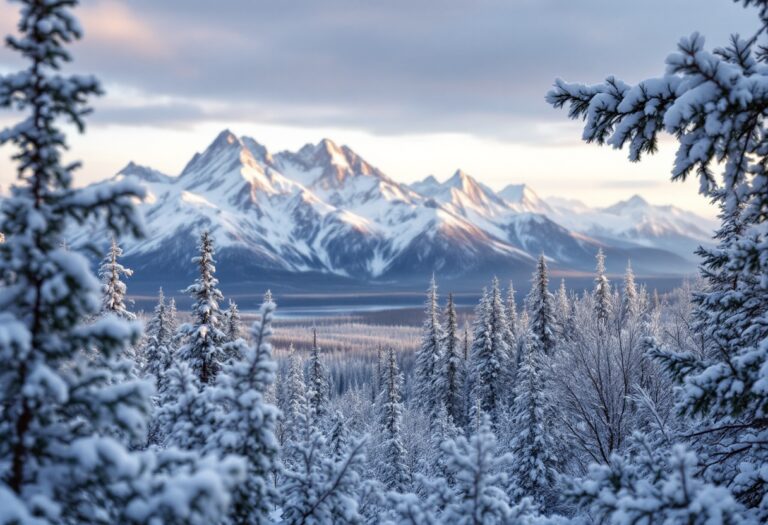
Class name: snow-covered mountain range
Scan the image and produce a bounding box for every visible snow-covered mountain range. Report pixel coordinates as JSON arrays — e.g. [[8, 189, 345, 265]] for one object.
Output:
[[77, 130, 715, 290]]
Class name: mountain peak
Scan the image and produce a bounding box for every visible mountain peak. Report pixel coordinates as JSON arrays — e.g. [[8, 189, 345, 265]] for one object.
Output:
[[318, 137, 341, 151], [499, 183, 531, 202], [604, 194, 650, 214], [212, 128, 240, 149], [117, 161, 173, 184], [446, 169, 479, 189], [626, 194, 648, 206]]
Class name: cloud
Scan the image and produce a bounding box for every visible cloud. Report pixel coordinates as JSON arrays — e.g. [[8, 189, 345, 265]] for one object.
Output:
[[77, 1, 170, 59], [0, 0, 761, 142]]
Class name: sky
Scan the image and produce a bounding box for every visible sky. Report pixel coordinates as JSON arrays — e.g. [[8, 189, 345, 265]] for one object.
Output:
[[0, 0, 760, 217]]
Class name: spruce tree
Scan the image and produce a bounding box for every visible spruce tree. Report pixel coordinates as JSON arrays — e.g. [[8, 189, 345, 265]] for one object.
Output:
[[389, 416, 548, 524], [621, 260, 638, 322], [0, 4, 239, 520], [506, 281, 518, 340], [146, 288, 173, 348], [378, 348, 409, 491], [526, 255, 557, 356], [437, 292, 465, 427], [208, 291, 280, 524], [281, 403, 367, 525], [469, 278, 510, 426], [166, 296, 179, 341], [143, 288, 174, 388], [548, 5, 768, 516], [507, 335, 559, 508], [307, 327, 330, 427], [566, 436, 746, 525], [99, 237, 135, 320], [281, 343, 308, 448], [178, 230, 226, 385], [415, 276, 444, 422], [156, 360, 217, 450], [328, 410, 351, 461], [555, 278, 570, 335], [0, 0, 135, 508], [593, 249, 611, 326], [223, 299, 242, 343], [423, 403, 462, 482], [439, 416, 514, 524], [462, 322, 470, 361]]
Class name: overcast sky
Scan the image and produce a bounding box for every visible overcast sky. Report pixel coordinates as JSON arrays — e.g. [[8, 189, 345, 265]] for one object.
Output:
[[0, 0, 759, 216]]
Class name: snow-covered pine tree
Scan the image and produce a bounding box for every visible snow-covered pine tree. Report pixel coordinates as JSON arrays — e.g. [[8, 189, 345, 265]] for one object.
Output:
[[439, 415, 515, 524], [223, 299, 242, 343], [280, 343, 308, 448], [593, 249, 611, 326], [143, 288, 174, 388], [526, 256, 557, 358], [462, 322, 470, 361], [415, 276, 444, 422], [280, 403, 368, 525], [99, 237, 135, 320], [566, 435, 746, 525], [507, 281, 518, 340], [621, 260, 639, 322], [469, 278, 510, 426], [155, 360, 217, 450], [507, 334, 559, 509], [146, 288, 173, 348], [178, 230, 226, 385], [555, 278, 570, 335], [422, 403, 462, 482], [547, 4, 768, 517], [388, 415, 553, 524], [307, 327, 330, 427], [166, 296, 179, 340], [0, 3, 240, 521], [208, 291, 280, 525], [378, 347, 410, 491], [437, 292, 465, 427], [328, 410, 351, 461]]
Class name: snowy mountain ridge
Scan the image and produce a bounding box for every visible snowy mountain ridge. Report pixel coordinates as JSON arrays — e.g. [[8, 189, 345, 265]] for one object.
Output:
[[77, 130, 714, 286]]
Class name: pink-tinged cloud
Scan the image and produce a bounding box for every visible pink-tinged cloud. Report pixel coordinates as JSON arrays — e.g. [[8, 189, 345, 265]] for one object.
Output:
[[77, 0, 171, 60]]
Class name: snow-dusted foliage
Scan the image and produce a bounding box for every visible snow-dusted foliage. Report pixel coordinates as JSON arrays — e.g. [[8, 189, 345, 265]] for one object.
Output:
[[99, 237, 135, 320], [554, 279, 569, 337], [178, 230, 226, 385], [506, 282, 518, 341], [437, 292, 466, 427], [208, 292, 280, 524], [388, 416, 556, 525], [156, 360, 217, 450], [620, 261, 639, 321], [414, 276, 444, 422], [553, 269, 656, 472], [507, 335, 559, 508], [566, 435, 746, 525], [593, 249, 611, 326], [143, 288, 174, 388], [280, 344, 308, 449], [377, 348, 410, 491], [548, 1, 768, 519], [307, 328, 330, 427], [469, 279, 511, 426], [0, 2, 238, 522], [223, 299, 242, 343], [527, 256, 557, 356], [280, 406, 368, 525]]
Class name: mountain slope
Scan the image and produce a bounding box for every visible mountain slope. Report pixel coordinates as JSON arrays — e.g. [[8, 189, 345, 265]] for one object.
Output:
[[74, 130, 708, 290], [545, 194, 716, 262]]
